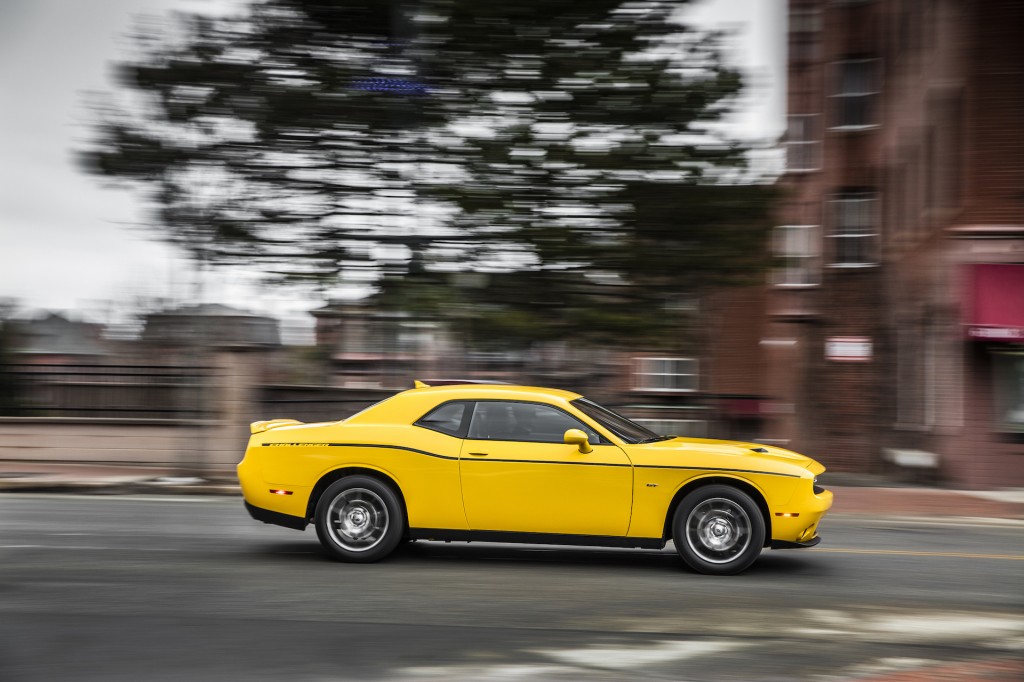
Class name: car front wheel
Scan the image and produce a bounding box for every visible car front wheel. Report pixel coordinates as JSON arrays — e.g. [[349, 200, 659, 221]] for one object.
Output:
[[672, 485, 765, 575], [315, 476, 404, 563]]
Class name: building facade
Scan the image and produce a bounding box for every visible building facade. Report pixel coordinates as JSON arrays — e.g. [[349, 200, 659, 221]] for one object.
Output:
[[768, 0, 1024, 487]]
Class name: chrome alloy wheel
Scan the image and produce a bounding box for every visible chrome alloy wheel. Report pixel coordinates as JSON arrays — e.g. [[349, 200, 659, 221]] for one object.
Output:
[[685, 497, 752, 564], [326, 488, 390, 552]]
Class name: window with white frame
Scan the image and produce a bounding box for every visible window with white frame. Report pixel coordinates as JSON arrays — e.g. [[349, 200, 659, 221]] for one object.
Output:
[[831, 58, 880, 128], [830, 192, 878, 265], [786, 114, 821, 172], [772, 225, 819, 285], [634, 357, 698, 392], [633, 418, 707, 438]]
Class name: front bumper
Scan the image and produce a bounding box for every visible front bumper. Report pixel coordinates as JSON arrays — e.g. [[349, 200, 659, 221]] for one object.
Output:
[[771, 486, 833, 546], [771, 536, 822, 550]]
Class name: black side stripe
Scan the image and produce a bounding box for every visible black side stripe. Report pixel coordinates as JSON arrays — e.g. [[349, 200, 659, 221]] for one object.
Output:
[[636, 464, 801, 479], [462, 458, 630, 468], [261, 442, 800, 478], [262, 442, 458, 461]]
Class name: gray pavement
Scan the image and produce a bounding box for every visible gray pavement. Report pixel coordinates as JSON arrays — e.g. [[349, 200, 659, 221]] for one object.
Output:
[[0, 494, 1022, 681]]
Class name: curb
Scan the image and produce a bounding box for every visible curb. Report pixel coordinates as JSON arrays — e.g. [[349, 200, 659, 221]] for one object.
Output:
[[0, 478, 241, 496], [1, 478, 1022, 520]]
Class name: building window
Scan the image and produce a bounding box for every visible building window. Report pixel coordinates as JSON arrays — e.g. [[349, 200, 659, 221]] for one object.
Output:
[[772, 225, 819, 286], [937, 94, 964, 209], [993, 352, 1024, 433], [786, 115, 821, 172], [831, 58, 880, 129], [788, 6, 821, 63], [829, 192, 878, 266], [634, 357, 698, 392], [633, 418, 707, 438]]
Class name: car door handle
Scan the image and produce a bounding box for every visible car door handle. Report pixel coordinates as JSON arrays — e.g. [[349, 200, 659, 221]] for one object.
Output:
[[468, 452, 489, 457]]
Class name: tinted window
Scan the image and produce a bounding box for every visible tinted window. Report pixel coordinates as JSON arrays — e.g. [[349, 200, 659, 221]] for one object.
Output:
[[415, 401, 467, 437], [468, 401, 601, 444]]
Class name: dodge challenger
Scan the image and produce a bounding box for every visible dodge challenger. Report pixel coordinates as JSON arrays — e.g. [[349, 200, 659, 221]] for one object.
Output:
[[238, 382, 832, 575]]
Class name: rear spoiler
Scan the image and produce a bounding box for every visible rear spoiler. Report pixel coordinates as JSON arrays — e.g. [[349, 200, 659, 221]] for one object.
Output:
[[250, 419, 303, 434]]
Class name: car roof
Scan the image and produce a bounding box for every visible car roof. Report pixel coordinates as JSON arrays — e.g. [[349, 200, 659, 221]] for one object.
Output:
[[408, 383, 583, 402], [341, 382, 588, 427]]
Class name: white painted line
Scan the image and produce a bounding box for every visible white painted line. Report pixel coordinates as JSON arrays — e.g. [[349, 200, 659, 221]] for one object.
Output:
[[799, 609, 1024, 645], [535, 639, 748, 669], [401, 663, 576, 680]]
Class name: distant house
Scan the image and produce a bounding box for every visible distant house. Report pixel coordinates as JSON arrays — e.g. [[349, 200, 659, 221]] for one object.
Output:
[[9, 311, 108, 362], [311, 297, 753, 439], [142, 303, 281, 349], [312, 299, 449, 389]]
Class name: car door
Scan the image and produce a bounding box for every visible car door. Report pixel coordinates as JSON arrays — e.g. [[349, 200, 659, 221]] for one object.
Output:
[[459, 400, 633, 536]]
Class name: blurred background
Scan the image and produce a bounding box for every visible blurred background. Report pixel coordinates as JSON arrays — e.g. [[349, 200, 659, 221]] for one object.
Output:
[[0, 0, 1021, 490]]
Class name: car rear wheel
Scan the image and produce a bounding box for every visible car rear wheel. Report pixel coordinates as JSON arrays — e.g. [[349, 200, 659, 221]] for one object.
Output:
[[315, 476, 404, 563], [672, 485, 765, 575]]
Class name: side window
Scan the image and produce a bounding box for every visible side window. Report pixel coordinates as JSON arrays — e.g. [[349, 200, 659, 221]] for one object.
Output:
[[415, 401, 468, 437], [468, 401, 602, 444]]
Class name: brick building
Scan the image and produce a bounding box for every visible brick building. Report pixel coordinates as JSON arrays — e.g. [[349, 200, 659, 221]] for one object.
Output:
[[766, 0, 1024, 487]]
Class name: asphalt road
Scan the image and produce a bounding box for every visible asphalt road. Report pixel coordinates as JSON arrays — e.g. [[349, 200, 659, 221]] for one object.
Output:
[[0, 494, 1021, 682]]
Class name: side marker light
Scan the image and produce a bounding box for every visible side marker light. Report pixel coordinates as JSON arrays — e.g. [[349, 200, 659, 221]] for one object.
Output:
[[270, 489, 293, 496]]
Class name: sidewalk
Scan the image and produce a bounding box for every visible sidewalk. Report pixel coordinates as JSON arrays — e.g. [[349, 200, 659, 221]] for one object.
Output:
[[829, 485, 1024, 520], [1, 460, 1023, 520], [0, 461, 239, 495]]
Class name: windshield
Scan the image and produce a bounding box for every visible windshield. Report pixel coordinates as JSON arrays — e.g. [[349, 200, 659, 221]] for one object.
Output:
[[571, 397, 671, 444]]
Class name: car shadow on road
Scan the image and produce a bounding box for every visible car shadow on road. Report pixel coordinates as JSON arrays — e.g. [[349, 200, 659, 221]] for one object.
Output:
[[251, 539, 830, 577], [746, 551, 832, 577]]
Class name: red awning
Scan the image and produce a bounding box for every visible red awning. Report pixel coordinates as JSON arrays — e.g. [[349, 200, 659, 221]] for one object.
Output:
[[720, 398, 764, 417], [965, 264, 1024, 341]]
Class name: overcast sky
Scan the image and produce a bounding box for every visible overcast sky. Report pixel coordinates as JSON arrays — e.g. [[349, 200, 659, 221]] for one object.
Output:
[[0, 0, 784, 338]]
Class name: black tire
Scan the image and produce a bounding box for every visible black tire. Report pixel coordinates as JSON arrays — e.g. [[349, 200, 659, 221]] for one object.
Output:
[[671, 484, 765, 575], [314, 476, 404, 563]]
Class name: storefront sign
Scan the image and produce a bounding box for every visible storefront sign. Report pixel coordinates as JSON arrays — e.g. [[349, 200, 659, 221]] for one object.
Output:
[[965, 264, 1024, 343], [826, 337, 872, 362], [967, 326, 1024, 340]]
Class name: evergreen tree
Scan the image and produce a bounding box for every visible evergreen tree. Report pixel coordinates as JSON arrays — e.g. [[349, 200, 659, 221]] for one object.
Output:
[[82, 0, 775, 346]]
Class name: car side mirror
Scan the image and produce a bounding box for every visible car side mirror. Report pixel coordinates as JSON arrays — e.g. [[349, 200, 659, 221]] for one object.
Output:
[[564, 429, 593, 454]]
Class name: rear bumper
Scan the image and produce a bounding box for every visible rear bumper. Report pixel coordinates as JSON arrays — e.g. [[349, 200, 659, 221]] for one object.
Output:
[[244, 501, 308, 531]]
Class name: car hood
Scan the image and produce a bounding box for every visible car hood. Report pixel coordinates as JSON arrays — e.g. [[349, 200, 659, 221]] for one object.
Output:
[[628, 437, 825, 476]]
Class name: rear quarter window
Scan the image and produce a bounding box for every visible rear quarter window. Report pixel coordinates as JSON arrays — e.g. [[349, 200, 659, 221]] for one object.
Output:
[[414, 401, 469, 437]]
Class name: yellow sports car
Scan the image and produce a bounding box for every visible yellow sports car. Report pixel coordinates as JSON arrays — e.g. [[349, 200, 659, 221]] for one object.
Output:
[[238, 382, 832, 575]]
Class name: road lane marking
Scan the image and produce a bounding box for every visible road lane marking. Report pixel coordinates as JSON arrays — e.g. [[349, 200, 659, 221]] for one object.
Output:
[[814, 548, 1024, 560], [535, 640, 750, 669]]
